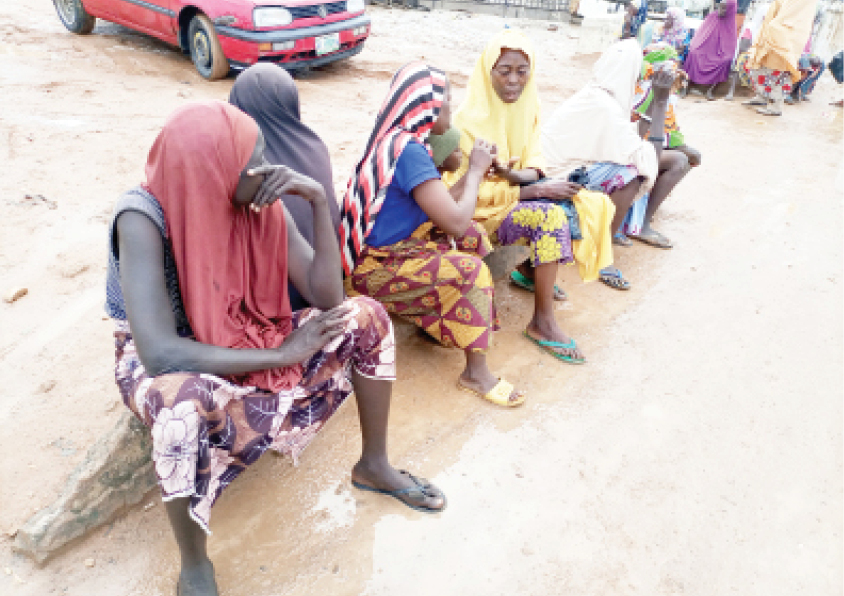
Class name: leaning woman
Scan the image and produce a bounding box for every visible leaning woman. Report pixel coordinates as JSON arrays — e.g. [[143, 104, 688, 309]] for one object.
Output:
[[106, 102, 445, 595], [542, 40, 688, 289], [229, 63, 341, 310], [341, 62, 525, 407], [445, 29, 616, 365]]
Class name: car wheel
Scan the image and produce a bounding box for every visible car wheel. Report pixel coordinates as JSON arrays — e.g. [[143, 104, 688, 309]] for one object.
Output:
[[52, 0, 96, 35], [188, 14, 229, 80]]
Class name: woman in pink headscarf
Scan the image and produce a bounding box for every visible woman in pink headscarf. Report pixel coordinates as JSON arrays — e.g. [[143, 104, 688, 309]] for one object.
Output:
[[683, 0, 738, 100]]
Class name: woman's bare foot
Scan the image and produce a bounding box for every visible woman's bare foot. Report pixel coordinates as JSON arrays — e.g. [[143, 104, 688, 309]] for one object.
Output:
[[178, 560, 218, 596], [459, 351, 523, 404], [458, 369, 524, 404], [525, 317, 583, 361], [351, 458, 445, 511]]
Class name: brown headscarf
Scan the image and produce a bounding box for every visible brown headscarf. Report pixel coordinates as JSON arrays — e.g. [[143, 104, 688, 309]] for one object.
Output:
[[229, 64, 339, 310], [145, 101, 302, 392]]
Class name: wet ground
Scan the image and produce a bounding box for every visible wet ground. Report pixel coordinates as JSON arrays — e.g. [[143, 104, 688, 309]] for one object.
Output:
[[0, 2, 842, 595]]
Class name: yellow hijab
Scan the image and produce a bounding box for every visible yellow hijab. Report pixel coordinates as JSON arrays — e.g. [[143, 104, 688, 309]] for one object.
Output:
[[444, 29, 544, 233], [747, 0, 817, 78]]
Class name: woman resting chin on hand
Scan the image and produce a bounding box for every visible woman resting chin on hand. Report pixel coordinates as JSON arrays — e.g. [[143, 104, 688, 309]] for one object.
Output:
[[107, 101, 445, 596]]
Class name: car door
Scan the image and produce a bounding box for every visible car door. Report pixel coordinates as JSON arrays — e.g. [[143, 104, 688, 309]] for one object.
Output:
[[117, 0, 176, 38]]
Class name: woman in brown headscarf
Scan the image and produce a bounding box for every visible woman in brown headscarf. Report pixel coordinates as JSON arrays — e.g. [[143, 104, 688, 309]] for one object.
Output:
[[106, 101, 444, 595], [229, 64, 341, 310]]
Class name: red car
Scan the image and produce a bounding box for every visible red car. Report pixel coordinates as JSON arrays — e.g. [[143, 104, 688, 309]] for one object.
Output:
[[52, 0, 371, 79]]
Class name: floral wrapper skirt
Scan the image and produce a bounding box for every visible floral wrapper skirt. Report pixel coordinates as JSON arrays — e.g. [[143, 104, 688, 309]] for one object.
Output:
[[748, 67, 793, 101], [585, 162, 648, 236], [495, 200, 575, 267], [114, 296, 395, 532], [346, 221, 497, 352]]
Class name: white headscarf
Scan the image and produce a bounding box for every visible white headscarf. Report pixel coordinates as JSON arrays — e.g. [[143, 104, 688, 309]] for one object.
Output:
[[541, 39, 658, 194]]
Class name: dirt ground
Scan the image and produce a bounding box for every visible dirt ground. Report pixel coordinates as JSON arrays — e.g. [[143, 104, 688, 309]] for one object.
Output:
[[1, 2, 842, 595]]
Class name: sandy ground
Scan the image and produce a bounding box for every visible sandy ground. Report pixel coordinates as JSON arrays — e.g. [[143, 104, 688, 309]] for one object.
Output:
[[0, 2, 842, 595]]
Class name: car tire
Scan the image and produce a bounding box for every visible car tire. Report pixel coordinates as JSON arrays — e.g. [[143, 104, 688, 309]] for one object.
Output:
[[52, 0, 96, 35], [188, 14, 229, 80]]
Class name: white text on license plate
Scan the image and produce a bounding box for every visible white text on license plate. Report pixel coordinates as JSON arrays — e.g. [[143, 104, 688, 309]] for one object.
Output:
[[315, 33, 340, 55]]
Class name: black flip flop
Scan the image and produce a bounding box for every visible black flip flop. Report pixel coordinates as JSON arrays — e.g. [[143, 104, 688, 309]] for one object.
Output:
[[353, 470, 447, 514]]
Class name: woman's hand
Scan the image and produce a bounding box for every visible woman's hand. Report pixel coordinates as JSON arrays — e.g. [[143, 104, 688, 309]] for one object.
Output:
[[490, 156, 518, 179], [652, 67, 677, 103], [467, 138, 496, 175], [246, 165, 327, 212], [534, 179, 582, 200], [277, 304, 353, 364]]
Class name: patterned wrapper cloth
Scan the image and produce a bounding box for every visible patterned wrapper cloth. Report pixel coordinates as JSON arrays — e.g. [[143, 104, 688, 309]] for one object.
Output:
[[346, 221, 498, 352], [115, 296, 395, 532], [495, 200, 574, 267]]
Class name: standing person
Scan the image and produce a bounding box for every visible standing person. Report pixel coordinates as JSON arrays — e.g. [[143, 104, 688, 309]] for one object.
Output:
[[340, 62, 526, 407], [229, 63, 340, 310], [542, 40, 690, 290], [684, 0, 738, 100], [743, 0, 818, 116], [444, 29, 617, 364], [108, 102, 445, 595]]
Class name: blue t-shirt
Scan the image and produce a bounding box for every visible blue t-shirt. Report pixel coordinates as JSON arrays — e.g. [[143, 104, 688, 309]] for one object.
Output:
[[366, 141, 440, 247]]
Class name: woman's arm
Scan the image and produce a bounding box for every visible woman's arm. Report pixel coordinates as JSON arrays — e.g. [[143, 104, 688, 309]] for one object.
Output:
[[637, 68, 675, 161], [118, 212, 350, 377], [245, 165, 343, 309], [413, 138, 495, 237], [491, 157, 541, 186], [285, 200, 344, 309]]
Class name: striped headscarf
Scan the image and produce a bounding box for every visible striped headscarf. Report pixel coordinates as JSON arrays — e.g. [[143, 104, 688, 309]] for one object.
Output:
[[339, 62, 447, 275]]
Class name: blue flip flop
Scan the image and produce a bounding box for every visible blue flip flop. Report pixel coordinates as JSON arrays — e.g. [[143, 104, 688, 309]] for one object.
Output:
[[522, 330, 586, 364], [599, 266, 631, 291], [510, 270, 567, 300], [352, 470, 447, 514]]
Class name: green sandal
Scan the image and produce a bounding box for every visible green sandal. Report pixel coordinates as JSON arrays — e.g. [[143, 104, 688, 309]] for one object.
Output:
[[522, 330, 585, 364], [510, 271, 567, 301]]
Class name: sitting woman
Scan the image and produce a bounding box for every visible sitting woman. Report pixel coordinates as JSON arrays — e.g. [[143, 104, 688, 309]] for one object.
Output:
[[654, 7, 692, 63], [340, 62, 525, 407], [683, 0, 738, 100], [444, 29, 617, 364], [542, 40, 690, 289], [107, 101, 445, 595], [229, 63, 340, 311], [636, 46, 702, 167]]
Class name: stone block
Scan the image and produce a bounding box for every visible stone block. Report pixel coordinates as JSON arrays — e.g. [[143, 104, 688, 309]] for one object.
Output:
[[483, 245, 529, 280], [14, 413, 157, 564]]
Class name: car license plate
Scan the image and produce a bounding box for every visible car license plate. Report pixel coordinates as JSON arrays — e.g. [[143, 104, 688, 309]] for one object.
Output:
[[315, 33, 340, 55]]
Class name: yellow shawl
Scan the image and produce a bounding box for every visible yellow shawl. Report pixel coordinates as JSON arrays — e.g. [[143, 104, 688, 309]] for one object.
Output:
[[444, 29, 544, 234], [747, 0, 817, 78]]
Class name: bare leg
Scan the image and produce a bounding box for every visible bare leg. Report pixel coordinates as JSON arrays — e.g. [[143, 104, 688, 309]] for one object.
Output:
[[627, 152, 689, 248], [725, 72, 738, 101], [515, 260, 566, 300], [459, 351, 523, 403], [608, 177, 642, 234], [165, 498, 218, 596], [706, 83, 718, 100], [350, 371, 445, 510], [633, 150, 690, 245], [524, 261, 583, 360]]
